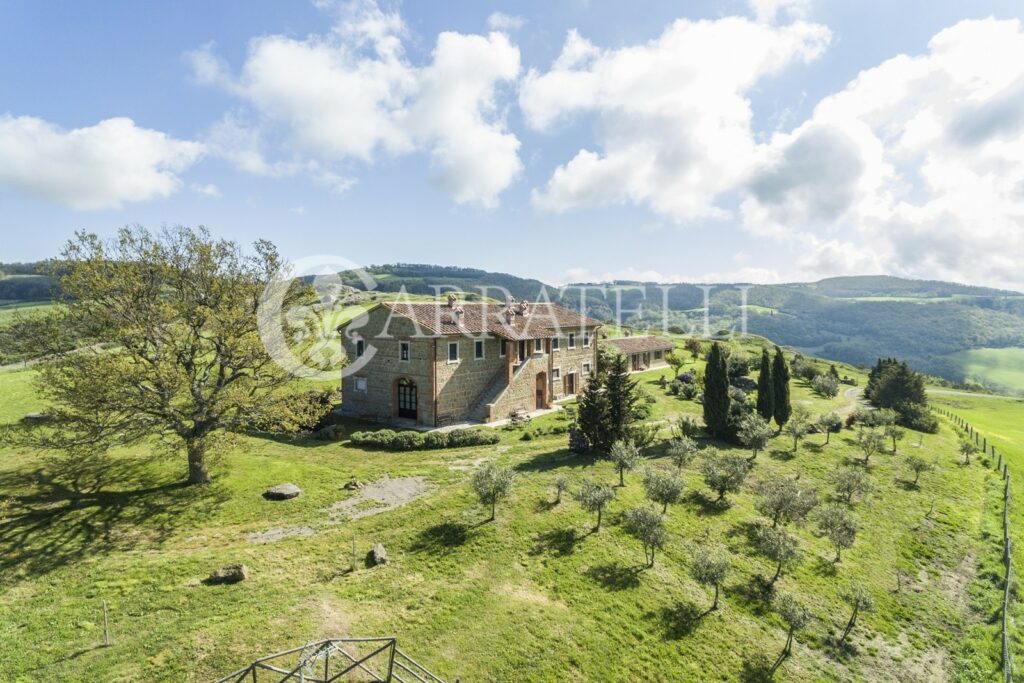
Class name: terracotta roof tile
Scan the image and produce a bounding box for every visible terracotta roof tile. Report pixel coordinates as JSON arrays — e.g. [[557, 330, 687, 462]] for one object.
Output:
[[355, 302, 602, 340]]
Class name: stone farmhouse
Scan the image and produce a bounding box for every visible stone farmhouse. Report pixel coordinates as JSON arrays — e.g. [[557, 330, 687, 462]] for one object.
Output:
[[338, 296, 602, 427], [604, 335, 674, 372]]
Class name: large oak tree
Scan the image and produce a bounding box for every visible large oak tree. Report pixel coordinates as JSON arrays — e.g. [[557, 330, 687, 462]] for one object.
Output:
[[10, 226, 331, 484]]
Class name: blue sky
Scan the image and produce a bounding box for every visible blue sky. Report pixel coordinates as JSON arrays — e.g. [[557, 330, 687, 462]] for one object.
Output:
[[2, 1, 1024, 289]]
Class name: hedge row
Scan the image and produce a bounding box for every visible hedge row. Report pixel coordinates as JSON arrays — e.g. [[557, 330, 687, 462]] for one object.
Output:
[[349, 428, 500, 451]]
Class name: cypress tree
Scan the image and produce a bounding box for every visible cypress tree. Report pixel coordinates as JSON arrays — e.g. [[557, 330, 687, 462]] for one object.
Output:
[[604, 353, 639, 446], [577, 372, 611, 452], [772, 346, 791, 429], [756, 347, 774, 422], [703, 342, 731, 438]]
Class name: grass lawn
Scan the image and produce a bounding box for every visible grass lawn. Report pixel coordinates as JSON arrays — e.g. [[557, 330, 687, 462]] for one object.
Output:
[[0, 347, 1009, 681], [941, 348, 1024, 395], [0, 300, 55, 326]]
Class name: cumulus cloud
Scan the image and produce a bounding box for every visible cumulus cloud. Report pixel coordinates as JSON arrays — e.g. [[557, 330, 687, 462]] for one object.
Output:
[[521, 17, 831, 221], [191, 1, 521, 206], [748, 0, 811, 24], [0, 115, 203, 209], [740, 17, 1024, 289]]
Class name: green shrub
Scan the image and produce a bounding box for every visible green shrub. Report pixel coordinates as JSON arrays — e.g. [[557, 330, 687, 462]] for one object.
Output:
[[351, 426, 500, 450], [423, 431, 450, 449]]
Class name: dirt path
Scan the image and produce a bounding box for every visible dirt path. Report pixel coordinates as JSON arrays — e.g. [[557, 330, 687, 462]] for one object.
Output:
[[928, 388, 1021, 401], [839, 385, 864, 417]]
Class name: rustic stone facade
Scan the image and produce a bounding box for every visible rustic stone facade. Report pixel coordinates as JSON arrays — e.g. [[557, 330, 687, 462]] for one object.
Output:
[[339, 303, 600, 427]]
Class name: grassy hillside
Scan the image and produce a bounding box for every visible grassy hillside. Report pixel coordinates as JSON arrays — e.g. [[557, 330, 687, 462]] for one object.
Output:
[[0, 339, 1009, 681], [939, 349, 1024, 395]]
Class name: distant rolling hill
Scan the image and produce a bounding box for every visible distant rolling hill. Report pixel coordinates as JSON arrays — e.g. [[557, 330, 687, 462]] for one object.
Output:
[[8, 259, 1024, 393]]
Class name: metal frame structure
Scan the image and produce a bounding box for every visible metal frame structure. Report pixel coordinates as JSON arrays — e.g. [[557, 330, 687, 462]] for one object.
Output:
[[214, 637, 446, 683]]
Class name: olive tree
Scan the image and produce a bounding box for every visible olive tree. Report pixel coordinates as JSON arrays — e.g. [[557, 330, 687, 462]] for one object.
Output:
[[700, 450, 750, 504], [473, 463, 515, 522], [885, 423, 906, 454], [857, 429, 886, 466], [667, 436, 699, 471], [689, 544, 731, 611], [8, 227, 331, 485], [839, 584, 875, 644], [623, 506, 667, 567], [609, 440, 641, 487], [833, 468, 872, 504], [818, 412, 842, 445], [738, 413, 774, 463], [774, 593, 812, 669], [643, 468, 684, 513], [784, 405, 813, 454], [905, 455, 934, 487], [818, 505, 858, 562], [960, 439, 979, 465], [754, 523, 802, 587], [575, 480, 616, 531], [754, 478, 819, 528], [554, 475, 570, 504]]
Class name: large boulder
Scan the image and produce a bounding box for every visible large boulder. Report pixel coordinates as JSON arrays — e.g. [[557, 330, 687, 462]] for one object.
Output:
[[205, 563, 249, 585], [262, 483, 301, 500], [368, 543, 388, 567]]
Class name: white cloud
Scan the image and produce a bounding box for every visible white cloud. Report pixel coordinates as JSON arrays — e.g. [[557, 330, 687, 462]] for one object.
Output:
[[487, 12, 525, 32], [740, 17, 1024, 290], [191, 182, 222, 197], [191, 1, 521, 206], [521, 17, 831, 221], [0, 115, 204, 210]]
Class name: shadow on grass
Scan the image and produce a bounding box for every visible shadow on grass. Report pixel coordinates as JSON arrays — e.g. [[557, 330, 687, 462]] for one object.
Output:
[[0, 453, 226, 581], [513, 448, 599, 473], [739, 653, 776, 682], [649, 600, 709, 639], [584, 562, 643, 591], [686, 490, 730, 516], [729, 575, 775, 616], [895, 478, 920, 491], [768, 448, 795, 462], [533, 497, 559, 513], [812, 555, 839, 577], [408, 521, 472, 554], [804, 442, 824, 454], [529, 527, 583, 557]]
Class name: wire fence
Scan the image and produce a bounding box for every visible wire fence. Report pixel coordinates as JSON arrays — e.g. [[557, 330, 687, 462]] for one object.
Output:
[[936, 407, 1013, 682]]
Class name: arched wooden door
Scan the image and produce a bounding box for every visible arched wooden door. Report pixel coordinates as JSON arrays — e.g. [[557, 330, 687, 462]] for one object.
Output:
[[397, 378, 418, 419]]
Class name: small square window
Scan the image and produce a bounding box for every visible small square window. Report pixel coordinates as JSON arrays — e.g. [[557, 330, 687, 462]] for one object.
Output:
[[552, 337, 560, 351], [568, 333, 576, 349], [400, 341, 410, 362], [552, 367, 561, 381], [582, 362, 592, 377], [583, 332, 591, 348], [654, 350, 662, 360], [534, 338, 543, 352], [355, 339, 365, 357], [448, 341, 459, 362], [475, 339, 485, 359], [499, 340, 507, 357], [354, 377, 367, 392]]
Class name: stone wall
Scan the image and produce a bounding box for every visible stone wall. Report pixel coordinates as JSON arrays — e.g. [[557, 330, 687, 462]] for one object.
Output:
[[339, 307, 436, 425], [550, 328, 599, 400], [433, 336, 507, 423]]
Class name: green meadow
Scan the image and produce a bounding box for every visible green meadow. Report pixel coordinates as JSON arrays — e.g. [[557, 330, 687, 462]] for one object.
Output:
[[0, 341, 1011, 681]]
